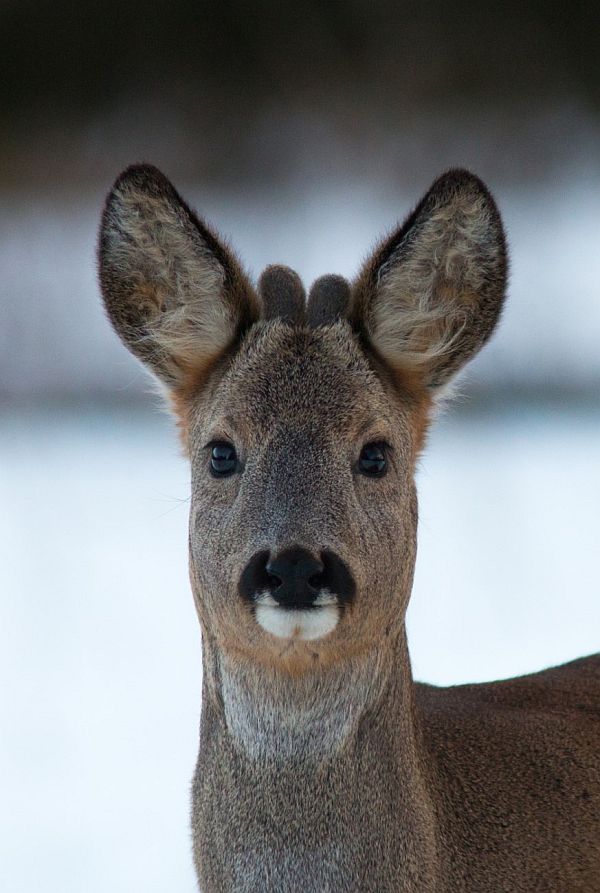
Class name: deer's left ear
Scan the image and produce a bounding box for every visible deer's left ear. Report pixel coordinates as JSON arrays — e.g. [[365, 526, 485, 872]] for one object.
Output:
[[352, 169, 507, 391], [98, 164, 259, 392]]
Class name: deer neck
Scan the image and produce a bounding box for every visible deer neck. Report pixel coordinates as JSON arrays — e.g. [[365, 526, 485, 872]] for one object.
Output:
[[197, 628, 441, 891], [202, 626, 421, 764]]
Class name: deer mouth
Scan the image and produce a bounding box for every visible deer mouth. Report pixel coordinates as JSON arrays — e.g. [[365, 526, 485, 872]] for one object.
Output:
[[253, 590, 340, 640], [238, 548, 355, 640]]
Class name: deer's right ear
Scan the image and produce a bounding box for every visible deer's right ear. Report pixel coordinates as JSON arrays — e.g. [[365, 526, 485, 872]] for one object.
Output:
[[98, 164, 259, 391], [351, 170, 507, 392]]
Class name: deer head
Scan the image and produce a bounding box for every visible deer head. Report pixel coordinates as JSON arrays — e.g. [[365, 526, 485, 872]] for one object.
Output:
[[98, 165, 506, 676]]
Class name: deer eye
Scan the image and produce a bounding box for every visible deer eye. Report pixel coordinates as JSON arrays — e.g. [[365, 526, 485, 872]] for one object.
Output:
[[358, 442, 388, 477], [209, 442, 238, 477]]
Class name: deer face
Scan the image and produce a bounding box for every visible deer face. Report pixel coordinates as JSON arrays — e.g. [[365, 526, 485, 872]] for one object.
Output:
[[185, 319, 422, 670], [99, 166, 506, 674]]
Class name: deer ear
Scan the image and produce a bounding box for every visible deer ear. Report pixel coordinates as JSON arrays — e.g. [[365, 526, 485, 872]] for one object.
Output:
[[98, 164, 259, 390], [352, 170, 507, 391]]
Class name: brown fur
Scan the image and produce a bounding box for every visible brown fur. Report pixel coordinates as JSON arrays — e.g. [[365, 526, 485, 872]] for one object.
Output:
[[351, 169, 507, 389], [307, 274, 351, 326], [98, 165, 600, 892], [259, 264, 306, 324], [98, 164, 260, 392]]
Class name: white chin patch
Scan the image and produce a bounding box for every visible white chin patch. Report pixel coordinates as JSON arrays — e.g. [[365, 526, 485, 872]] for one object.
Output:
[[254, 591, 339, 641]]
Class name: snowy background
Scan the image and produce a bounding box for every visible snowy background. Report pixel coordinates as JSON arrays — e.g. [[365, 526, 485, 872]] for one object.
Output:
[[2, 401, 599, 892], [1, 2, 599, 890]]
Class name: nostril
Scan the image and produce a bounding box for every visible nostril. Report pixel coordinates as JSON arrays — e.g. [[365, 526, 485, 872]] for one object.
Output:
[[308, 569, 325, 589], [239, 550, 273, 603], [320, 549, 356, 607], [265, 559, 282, 589]]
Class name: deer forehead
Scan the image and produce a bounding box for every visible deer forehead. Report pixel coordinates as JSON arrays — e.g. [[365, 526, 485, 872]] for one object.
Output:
[[188, 320, 417, 452]]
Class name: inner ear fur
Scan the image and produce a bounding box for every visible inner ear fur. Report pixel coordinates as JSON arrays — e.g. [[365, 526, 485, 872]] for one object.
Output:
[[351, 169, 507, 390], [98, 164, 259, 391]]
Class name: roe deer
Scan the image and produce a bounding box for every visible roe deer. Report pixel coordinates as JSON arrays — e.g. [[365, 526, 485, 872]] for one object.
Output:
[[98, 165, 600, 892]]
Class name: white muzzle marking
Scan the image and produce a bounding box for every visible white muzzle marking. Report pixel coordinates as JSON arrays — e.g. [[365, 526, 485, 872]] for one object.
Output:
[[254, 590, 339, 640]]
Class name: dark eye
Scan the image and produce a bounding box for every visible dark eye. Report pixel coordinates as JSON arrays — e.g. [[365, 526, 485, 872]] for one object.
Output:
[[209, 442, 238, 477], [358, 442, 388, 477]]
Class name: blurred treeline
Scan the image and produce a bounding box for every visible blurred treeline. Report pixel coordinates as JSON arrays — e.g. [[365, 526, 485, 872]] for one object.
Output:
[[1, 0, 598, 189], [1, 1, 599, 400]]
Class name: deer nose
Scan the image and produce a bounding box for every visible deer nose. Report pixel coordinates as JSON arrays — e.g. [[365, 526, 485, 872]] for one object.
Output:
[[266, 548, 325, 607], [238, 546, 325, 608]]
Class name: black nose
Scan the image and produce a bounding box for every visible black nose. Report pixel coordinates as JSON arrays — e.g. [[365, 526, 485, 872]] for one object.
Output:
[[265, 547, 324, 607], [239, 546, 356, 609]]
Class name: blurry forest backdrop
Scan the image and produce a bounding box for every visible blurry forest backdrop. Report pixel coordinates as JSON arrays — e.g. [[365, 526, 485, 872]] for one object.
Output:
[[1, 0, 600, 400]]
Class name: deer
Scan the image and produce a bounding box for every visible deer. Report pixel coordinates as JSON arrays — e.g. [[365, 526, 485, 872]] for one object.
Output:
[[98, 164, 600, 892]]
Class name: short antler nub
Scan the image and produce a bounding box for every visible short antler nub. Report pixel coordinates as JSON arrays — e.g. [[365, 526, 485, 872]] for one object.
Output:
[[258, 265, 306, 325], [307, 275, 351, 327]]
